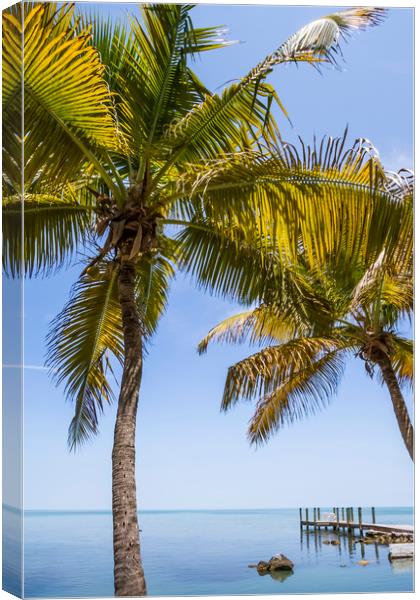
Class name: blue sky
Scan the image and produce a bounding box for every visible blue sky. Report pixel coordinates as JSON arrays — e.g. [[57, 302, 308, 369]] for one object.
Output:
[[16, 3, 414, 510]]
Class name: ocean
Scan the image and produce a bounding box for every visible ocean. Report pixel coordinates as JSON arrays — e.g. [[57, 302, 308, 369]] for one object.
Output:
[[3, 506, 414, 597]]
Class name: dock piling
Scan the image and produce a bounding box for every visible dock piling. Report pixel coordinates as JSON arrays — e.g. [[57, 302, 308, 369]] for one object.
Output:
[[297, 505, 406, 540]]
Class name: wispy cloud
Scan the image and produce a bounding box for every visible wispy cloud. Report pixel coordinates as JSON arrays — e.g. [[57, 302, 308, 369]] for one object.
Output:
[[3, 364, 49, 371]]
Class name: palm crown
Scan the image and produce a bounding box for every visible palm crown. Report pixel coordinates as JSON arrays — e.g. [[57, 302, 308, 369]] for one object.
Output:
[[199, 169, 413, 458], [3, 2, 392, 448]]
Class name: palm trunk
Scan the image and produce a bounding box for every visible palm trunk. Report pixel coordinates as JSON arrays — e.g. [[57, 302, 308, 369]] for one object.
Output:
[[378, 357, 414, 461], [112, 259, 147, 596]]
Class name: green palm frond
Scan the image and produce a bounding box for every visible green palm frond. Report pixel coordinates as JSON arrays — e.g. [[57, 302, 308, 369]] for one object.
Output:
[[160, 7, 385, 169], [2, 186, 94, 277], [46, 262, 123, 449], [102, 3, 231, 169], [175, 217, 274, 304], [161, 78, 278, 165], [76, 8, 132, 90], [248, 348, 346, 444], [3, 3, 121, 195], [135, 242, 176, 338]]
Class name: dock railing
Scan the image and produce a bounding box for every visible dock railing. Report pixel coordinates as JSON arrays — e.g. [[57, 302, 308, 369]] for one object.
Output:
[[299, 507, 386, 536], [299, 506, 411, 537]]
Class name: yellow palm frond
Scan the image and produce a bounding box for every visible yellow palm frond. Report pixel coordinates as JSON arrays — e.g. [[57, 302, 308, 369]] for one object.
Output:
[[222, 336, 347, 410], [198, 305, 299, 354], [248, 349, 346, 444], [3, 3, 120, 194], [173, 132, 407, 276], [391, 337, 413, 388]]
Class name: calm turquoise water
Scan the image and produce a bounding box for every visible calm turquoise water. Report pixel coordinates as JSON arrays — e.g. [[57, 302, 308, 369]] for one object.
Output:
[[3, 507, 414, 597]]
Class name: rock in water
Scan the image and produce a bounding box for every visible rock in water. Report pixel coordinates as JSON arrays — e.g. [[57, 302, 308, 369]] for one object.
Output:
[[255, 555, 294, 574], [268, 555, 294, 571], [256, 561, 270, 574]]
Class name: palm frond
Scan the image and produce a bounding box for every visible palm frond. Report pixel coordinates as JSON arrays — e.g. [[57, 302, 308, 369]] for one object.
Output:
[[2, 186, 94, 277], [105, 3, 231, 168], [276, 7, 386, 65], [222, 336, 346, 410], [391, 336, 413, 388], [159, 7, 385, 169], [248, 348, 346, 444], [135, 239, 176, 338], [198, 305, 298, 354], [3, 3, 121, 195], [46, 261, 123, 449], [173, 132, 406, 275], [350, 254, 413, 328], [175, 217, 273, 304]]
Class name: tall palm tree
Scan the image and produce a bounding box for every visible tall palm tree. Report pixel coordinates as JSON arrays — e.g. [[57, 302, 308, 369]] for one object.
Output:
[[198, 168, 413, 459], [2, 2, 389, 595]]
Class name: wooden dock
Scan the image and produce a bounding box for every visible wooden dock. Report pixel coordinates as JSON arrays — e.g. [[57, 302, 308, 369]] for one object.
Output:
[[388, 543, 414, 560], [299, 507, 414, 537]]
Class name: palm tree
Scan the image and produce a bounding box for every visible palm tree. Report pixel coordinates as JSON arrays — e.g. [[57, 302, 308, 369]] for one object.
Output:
[[2, 2, 389, 595], [198, 168, 413, 459]]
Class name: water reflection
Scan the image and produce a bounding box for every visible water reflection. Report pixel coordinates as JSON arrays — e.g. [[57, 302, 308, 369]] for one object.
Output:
[[266, 569, 294, 584], [390, 558, 413, 574], [255, 566, 294, 583], [300, 527, 382, 565]]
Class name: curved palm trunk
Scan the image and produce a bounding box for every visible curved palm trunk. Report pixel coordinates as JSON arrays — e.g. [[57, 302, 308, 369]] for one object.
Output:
[[112, 259, 147, 596], [378, 357, 414, 461]]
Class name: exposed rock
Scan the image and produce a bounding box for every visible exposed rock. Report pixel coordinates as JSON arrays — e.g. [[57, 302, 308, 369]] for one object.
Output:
[[254, 555, 294, 574], [268, 554, 294, 571], [365, 530, 377, 538], [364, 530, 413, 545], [256, 561, 269, 574]]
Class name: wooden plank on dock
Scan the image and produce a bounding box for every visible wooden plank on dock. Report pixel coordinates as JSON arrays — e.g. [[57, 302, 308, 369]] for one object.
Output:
[[364, 524, 414, 535], [300, 521, 413, 535], [388, 543, 414, 560]]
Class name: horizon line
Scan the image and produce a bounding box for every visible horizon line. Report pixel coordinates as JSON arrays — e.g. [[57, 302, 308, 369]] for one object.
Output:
[[3, 503, 414, 514]]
